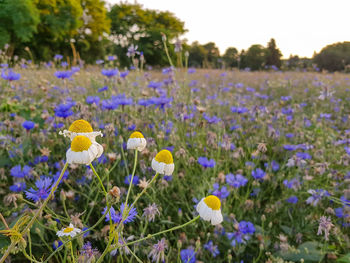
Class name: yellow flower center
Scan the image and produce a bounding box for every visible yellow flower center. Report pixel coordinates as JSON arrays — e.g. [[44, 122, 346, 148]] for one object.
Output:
[[204, 195, 221, 210], [154, 149, 173, 164], [68, 120, 93, 133], [71, 136, 92, 152], [63, 227, 74, 233], [129, 131, 144, 139]]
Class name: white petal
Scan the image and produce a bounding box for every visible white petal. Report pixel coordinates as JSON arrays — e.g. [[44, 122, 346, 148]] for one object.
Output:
[[164, 163, 174, 175], [211, 210, 223, 225]]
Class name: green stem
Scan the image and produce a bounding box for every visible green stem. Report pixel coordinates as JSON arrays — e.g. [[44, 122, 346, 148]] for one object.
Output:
[[124, 150, 138, 208], [89, 164, 107, 195], [0, 162, 69, 263], [111, 216, 200, 251], [69, 238, 75, 263]]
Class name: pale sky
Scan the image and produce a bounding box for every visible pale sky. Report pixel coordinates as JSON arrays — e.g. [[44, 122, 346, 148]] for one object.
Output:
[[107, 0, 350, 58]]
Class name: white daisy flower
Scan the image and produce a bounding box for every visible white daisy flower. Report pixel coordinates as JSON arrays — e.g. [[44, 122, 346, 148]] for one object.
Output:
[[66, 135, 103, 165], [151, 149, 174, 176], [60, 119, 103, 142], [196, 195, 223, 225], [127, 131, 147, 151], [56, 223, 81, 238]]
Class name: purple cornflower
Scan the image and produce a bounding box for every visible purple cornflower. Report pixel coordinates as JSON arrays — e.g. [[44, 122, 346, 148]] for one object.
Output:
[[226, 173, 248, 188], [54, 54, 63, 60], [22, 120, 35, 131], [98, 86, 108, 93], [180, 248, 196, 263], [306, 189, 329, 206], [148, 238, 168, 263], [317, 216, 333, 241], [198, 157, 216, 168], [1, 69, 20, 81], [296, 152, 312, 160], [271, 160, 280, 171], [101, 68, 118, 78], [212, 183, 230, 199], [25, 177, 53, 202], [124, 175, 139, 185], [54, 102, 75, 118], [227, 221, 255, 247], [143, 203, 160, 222], [286, 196, 298, 204], [204, 240, 220, 257], [126, 44, 140, 57], [103, 203, 137, 224], [10, 165, 31, 178], [80, 242, 100, 258], [54, 70, 73, 79], [251, 168, 266, 180], [203, 113, 221, 124], [86, 96, 100, 105], [9, 182, 26, 192], [283, 178, 301, 190], [53, 240, 63, 250]]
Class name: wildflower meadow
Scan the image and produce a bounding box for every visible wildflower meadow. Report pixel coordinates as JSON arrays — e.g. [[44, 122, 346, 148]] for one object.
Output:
[[1, 46, 350, 263]]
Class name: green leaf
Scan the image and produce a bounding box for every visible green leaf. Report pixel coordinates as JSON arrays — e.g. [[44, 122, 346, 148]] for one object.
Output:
[[337, 253, 350, 263]]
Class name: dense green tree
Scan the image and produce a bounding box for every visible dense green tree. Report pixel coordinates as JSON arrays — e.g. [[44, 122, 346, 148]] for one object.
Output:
[[222, 47, 238, 68], [313, 42, 350, 72], [108, 2, 186, 67], [265, 38, 282, 68], [242, 44, 267, 70], [202, 42, 220, 68], [0, 0, 40, 54], [187, 41, 207, 68]]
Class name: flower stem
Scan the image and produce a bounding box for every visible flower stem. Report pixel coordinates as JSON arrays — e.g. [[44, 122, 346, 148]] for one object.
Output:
[[124, 150, 138, 210], [112, 215, 200, 251], [69, 238, 75, 263], [89, 164, 107, 195]]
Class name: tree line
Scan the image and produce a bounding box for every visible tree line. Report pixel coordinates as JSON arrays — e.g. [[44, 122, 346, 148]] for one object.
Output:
[[0, 0, 348, 72]]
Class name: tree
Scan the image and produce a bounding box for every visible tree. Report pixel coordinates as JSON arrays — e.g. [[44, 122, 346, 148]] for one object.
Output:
[[313, 42, 350, 72], [108, 2, 186, 67], [188, 41, 208, 68], [202, 42, 220, 68], [265, 38, 282, 68], [0, 0, 40, 53], [222, 47, 238, 68], [244, 44, 267, 70]]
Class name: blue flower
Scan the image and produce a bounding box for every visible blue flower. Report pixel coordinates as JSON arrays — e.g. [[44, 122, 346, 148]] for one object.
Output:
[[54, 54, 63, 60], [103, 203, 137, 224], [251, 168, 265, 180], [86, 96, 100, 105], [271, 160, 280, 172], [10, 165, 31, 178], [180, 248, 196, 263], [124, 175, 139, 185], [22, 120, 35, 131], [227, 221, 255, 247], [197, 157, 216, 168], [54, 70, 73, 79], [286, 196, 298, 204], [306, 189, 329, 206], [226, 173, 248, 188], [25, 177, 53, 202], [98, 86, 108, 93], [212, 183, 230, 199], [296, 152, 311, 160], [54, 102, 75, 118], [203, 113, 221, 124], [1, 69, 20, 81], [101, 68, 118, 78], [9, 182, 26, 192], [204, 240, 220, 257]]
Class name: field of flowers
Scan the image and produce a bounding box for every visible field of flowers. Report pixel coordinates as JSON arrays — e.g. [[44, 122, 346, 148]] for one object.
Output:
[[1, 58, 350, 262]]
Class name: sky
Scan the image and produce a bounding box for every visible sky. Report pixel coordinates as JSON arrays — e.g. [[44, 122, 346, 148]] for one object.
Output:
[[107, 0, 350, 58]]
